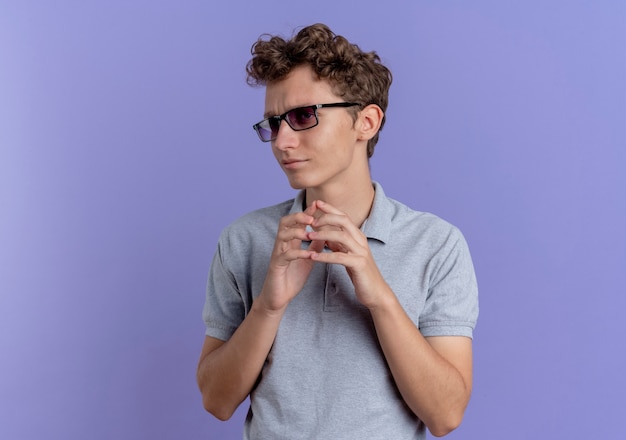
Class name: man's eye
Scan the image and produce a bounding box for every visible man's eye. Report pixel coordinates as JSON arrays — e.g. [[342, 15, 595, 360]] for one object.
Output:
[[268, 118, 281, 131], [291, 108, 316, 125]]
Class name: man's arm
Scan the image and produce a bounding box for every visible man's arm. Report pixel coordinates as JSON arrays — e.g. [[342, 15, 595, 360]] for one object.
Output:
[[369, 296, 473, 437], [307, 200, 474, 436], [197, 207, 325, 420], [196, 305, 284, 420]]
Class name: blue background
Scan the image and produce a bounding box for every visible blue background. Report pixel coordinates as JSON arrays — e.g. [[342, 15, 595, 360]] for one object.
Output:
[[1, 1, 625, 439]]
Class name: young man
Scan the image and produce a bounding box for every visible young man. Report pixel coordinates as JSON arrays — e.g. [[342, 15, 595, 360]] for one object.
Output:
[[197, 24, 479, 439]]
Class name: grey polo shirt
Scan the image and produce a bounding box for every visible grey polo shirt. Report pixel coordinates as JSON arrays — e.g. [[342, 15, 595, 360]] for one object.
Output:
[[203, 182, 479, 440]]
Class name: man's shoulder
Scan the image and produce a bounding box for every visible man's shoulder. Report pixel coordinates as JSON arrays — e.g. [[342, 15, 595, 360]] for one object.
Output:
[[366, 182, 464, 245], [219, 198, 295, 243], [382, 196, 467, 253], [232, 198, 294, 226], [386, 195, 458, 232]]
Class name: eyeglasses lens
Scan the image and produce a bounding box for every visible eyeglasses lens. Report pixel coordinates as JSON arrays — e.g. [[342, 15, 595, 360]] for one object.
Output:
[[256, 120, 275, 142], [286, 107, 317, 130], [255, 106, 320, 142]]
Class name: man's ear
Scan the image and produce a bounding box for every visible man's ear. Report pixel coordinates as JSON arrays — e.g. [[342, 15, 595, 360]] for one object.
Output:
[[356, 104, 384, 141]]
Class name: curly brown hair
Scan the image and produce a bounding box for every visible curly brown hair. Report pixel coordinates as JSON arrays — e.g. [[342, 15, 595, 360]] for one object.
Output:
[[246, 23, 392, 158]]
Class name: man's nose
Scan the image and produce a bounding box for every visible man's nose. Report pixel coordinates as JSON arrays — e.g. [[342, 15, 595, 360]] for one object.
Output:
[[273, 120, 298, 150]]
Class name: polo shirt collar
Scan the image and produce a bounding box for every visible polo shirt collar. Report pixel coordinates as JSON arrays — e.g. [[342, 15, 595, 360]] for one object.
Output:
[[363, 181, 392, 244], [289, 181, 392, 244]]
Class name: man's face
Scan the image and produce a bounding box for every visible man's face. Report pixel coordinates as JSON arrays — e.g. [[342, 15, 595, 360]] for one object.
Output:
[[264, 65, 366, 191]]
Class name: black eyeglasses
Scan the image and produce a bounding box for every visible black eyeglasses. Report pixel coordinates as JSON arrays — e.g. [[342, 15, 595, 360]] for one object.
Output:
[[252, 102, 361, 142]]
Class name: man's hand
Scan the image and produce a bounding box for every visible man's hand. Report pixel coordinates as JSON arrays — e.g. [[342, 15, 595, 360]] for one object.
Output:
[[198, 204, 325, 420], [256, 203, 326, 313], [303, 200, 473, 436], [305, 200, 390, 309]]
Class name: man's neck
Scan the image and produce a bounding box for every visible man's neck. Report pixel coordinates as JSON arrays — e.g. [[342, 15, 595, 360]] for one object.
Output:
[[305, 177, 375, 228]]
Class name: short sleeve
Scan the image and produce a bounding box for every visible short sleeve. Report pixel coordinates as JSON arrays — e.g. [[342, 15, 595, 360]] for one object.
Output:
[[202, 238, 247, 341], [419, 228, 479, 338]]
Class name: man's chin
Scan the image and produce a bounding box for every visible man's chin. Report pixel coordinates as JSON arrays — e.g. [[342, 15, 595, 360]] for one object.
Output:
[[285, 176, 310, 191]]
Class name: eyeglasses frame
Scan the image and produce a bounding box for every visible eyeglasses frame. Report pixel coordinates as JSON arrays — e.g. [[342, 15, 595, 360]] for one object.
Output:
[[252, 102, 362, 142]]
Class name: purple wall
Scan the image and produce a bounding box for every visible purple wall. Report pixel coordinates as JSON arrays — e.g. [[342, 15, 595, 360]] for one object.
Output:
[[2, 2, 625, 439]]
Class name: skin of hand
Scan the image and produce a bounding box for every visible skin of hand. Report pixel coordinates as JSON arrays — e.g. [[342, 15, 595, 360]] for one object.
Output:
[[302, 199, 473, 436], [305, 199, 388, 309], [199, 198, 472, 435], [256, 202, 327, 314]]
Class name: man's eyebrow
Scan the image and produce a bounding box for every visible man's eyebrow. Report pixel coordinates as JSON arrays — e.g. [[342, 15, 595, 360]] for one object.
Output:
[[263, 104, 312, 119]]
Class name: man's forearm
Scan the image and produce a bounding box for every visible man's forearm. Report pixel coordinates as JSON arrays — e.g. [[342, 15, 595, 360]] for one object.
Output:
[[197, 302, 285, 420], [369, 292, 472, 437]]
